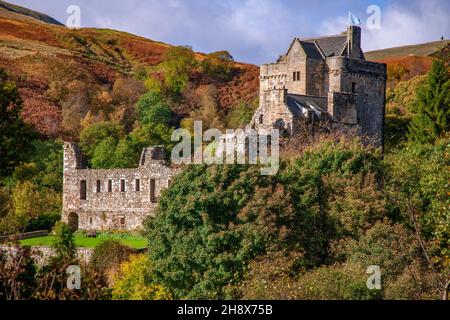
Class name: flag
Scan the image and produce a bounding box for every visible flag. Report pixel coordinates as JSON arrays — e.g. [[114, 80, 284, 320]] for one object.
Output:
[[348, 12, 361, 26]]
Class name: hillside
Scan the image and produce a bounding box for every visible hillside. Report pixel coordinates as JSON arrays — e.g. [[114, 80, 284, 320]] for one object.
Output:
[[366, 40, 448, 84], [0, 2, 259, 138], [0, 0, 63, 25], [365, 40, 449, 61]]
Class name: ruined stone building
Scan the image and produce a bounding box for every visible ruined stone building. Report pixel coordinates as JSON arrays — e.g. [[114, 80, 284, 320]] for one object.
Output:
[[249, 26, 387, 146], [62, 143, 176, 231]]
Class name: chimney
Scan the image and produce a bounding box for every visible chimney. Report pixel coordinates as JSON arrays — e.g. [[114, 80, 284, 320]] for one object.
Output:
[[347, 26, 361, 59]]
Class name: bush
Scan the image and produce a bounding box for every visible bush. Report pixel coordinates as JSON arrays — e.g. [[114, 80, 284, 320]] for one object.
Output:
[[295, 262, 382, 300], [90, 240, 135, 274], [52, 222, 75, 262], [24, 213, 60, 232], [111, 254, 172, 300]]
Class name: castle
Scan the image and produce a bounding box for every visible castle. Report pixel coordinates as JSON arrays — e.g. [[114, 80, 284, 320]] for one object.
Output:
[[249, 26, 387, 146], [62, 143, 176, 231], [62, 26, 387, 231]]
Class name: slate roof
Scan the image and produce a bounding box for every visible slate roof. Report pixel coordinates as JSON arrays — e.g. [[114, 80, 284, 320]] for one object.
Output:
[[300, 34, 348, 58], [286, 94, 327, 118]]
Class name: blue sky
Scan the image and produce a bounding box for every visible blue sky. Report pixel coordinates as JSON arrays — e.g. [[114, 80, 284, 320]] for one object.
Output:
[[7, 0, 450, 65]]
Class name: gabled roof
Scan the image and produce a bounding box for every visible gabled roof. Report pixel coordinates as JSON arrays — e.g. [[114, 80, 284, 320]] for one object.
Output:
[[282, 33, 350, 60], [300, 33, 348, 58]]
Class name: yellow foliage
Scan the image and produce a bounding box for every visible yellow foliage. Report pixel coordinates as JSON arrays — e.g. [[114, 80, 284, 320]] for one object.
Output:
[[111, 254, 172, 300]]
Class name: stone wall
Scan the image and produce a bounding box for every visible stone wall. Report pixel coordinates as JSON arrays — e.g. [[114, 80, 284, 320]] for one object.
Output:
[[0, 230, 49, 243], [326, 56, 386, 146], [63, 143, 178, 231], [0, 244, 94, 267]]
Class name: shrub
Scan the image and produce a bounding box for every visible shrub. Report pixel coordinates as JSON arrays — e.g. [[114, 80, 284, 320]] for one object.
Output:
[[295, 262, 382, 300], [111, 254, 172, 300], [90, 240, 135, 274], [52, 222, 75, 262], [24, 213, 60, 232]]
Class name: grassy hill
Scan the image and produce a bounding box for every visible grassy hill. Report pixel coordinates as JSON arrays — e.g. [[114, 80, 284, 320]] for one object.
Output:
[[365, 40, 449, 61], [366, 41, 448, 84], [0, 0, 63, 25], [0, 2, 259, 138]]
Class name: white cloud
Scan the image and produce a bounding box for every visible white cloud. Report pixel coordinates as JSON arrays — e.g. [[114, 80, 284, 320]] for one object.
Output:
[[319, 0, 450, 52]]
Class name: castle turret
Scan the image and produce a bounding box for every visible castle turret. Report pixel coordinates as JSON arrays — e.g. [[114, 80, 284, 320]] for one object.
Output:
[[347, 26, 362, 59]]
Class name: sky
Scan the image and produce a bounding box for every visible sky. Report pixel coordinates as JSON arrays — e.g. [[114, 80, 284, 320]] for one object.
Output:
[[6, 0, 450, 65]]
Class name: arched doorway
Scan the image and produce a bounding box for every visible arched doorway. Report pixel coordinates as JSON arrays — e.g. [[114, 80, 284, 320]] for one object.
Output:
[[68, 212, 79, 231]]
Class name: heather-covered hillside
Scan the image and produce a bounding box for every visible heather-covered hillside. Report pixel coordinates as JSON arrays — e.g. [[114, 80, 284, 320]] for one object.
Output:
[[0, 3, 259, 139]]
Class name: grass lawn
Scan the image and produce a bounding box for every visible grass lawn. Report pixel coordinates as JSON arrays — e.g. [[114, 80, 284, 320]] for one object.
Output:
[[20, 234, 148, 249]]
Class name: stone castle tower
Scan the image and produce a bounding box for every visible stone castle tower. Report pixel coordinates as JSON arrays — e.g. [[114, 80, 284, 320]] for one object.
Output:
[[250, 26, 387, 146], [62, 143, 176, 231]]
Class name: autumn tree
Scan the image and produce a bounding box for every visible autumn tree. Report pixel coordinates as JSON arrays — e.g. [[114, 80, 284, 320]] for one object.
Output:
[[201, 51, 235, 81], [387, 63, 410, 83]]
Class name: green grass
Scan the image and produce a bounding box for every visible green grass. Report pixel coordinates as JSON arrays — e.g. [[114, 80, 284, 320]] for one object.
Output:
[[20, 234, 148, 249]]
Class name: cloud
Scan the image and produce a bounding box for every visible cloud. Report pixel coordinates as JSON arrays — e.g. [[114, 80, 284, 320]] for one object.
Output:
[[319, 0, 450, 51], [6, 0, 450, 63]]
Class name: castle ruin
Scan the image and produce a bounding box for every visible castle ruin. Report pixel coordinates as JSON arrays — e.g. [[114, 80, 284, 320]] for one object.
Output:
[[62, 143, 177, 231]]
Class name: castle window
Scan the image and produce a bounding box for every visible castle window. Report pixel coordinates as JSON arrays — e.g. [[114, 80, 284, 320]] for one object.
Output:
[[80, 180, 87, 200], [293, 71, 301, 82], [96, 180, 101, 193], [120, 217, 125, 226], [120, 179, 126, 192], [108, 179, 113, 192], [352, 82, 357, 93], [259, 114, 264, 124], [150, 179, 156, 203], [135, 179, 141, 192], [89, 218, 93, 225]]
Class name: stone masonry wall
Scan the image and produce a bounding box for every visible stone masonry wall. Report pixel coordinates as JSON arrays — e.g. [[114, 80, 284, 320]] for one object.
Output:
[[63, 143, 177, 231]]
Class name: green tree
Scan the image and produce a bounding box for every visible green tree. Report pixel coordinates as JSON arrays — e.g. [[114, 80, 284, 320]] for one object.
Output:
[[0, 69, 33, 177], [136, 91, 172, 126], [90, 137, 119, 169], [407, 59, 450, 143], [144, 164, 291, 299], [79, 121, 123, 159], [161, 46, 197, 97], [144, 139, 385, 299]]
